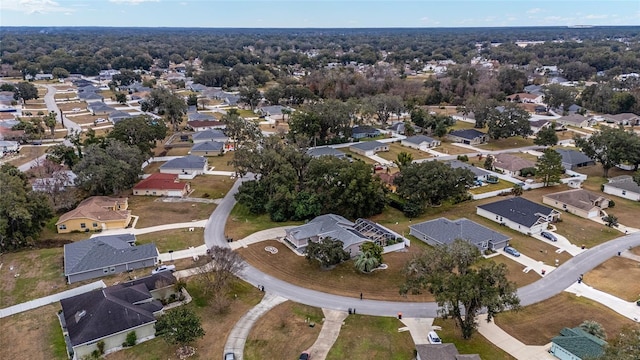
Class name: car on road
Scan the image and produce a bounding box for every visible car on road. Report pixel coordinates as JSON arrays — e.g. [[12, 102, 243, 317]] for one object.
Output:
[[427, 331, 442, 344], [94, 118, 108, 125], [223, 352, 235, 360], [504, 246, 521, 257], [541, 231, 557, 242], [299, 351, 310, 360], [151, 264, 176, 274]]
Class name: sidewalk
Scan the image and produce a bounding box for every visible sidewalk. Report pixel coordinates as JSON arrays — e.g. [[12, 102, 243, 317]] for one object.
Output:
[[399, 317, 434, 344], [476, 314, 555, 360], [229, 226, 293, 250], [307, 309, 349, 360], [496, 249, 556, 276], [92, 220, 208, 237], [224, 292, 288, 360], [565, 282, 640, 322], [159, 244, 208, 263]]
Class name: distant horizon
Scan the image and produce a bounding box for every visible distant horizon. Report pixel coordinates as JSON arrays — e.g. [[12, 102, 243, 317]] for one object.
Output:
[[1, 1, 638, 28]]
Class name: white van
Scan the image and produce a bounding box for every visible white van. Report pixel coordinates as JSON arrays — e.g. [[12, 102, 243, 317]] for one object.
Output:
[[427, 331, 442, 344]]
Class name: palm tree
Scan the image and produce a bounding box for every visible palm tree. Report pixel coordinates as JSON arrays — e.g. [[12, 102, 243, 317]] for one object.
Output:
[[354, 251, 380, 273], [580, 320, 607, 340]]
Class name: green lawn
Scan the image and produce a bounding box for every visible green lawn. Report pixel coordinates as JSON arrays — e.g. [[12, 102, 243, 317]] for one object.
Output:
[[468, 179, 513, 195], [206, 152, 236, 171], [225, 203, 304, 240], [49, 315, 68, 360], [477, 137, 535, 151], [189, 174, 235, 198], [327, 315, 415, 360], [433, 318, 515, 360], [376, 143, 432, 162], [345, 150, 376, 164], [136, 228, 205, 253], [433, 141, 473, 155]]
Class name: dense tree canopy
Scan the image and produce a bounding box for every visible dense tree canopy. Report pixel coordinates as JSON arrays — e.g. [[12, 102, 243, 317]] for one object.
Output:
[[107, 115, 167, 155], [486, 103, 532, 139], [306, 237, 350, 268], [575, 127, 640, 177]]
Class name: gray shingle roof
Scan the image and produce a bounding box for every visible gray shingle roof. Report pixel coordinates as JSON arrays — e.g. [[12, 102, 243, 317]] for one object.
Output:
[[404, 134, 437, 145], [191, 141, 224, 152], [187, 112, 216, 121], [307, 146, 346, 158], [87, 102, 115, 113], [192, 129, 227, 141], [446, 159, 490, 178], [63, 234, 157, 276], [160, 155, 207, 170], [477, 197, 556, 228], [555, 149, 594, 166], [79, 92, 104, 100], [350, 140, 386, 151], [552, 327, 606, 359], [606, 175, 640, 193], [449, 129, 486, 140], [287, 214, 369, 249], [352, 125, 380, 135], [108, 110, 134, 123], [410, 217, 509, 248]]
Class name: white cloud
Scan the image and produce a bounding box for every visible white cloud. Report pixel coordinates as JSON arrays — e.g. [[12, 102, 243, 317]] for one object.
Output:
[[109, 0, 159, 4], [179, 1, 187, 5], [527, 8, 543, 14], [0, 0, 74, 14]]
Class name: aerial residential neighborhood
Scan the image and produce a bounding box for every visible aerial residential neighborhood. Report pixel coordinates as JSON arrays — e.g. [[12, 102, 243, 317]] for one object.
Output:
[[1, 3, 640, 360]]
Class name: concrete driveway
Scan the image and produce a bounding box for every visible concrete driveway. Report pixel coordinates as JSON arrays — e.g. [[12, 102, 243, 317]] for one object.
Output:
[[531, 231, 585, 256], [497, 249, 555, 276]]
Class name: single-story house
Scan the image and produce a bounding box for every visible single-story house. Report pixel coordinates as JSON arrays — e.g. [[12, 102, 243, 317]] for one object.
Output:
[[549, 327, 607, 360], [223, 94, 240, 106], [187, 119, 225, 131], [506, 92, 543, 104], [190, 141, 224, 157], [447, 129, 487, 145], [603, 175, 640, 201], [159, 155, 208, 176], [188, 83, 208, 92], [192, 129, 228, 144], [409, 217, 510, 252], [387, 121, 405, 135], [108, 110, 135, 124], [0, 140, 20, 154], [349, 140, 389, 156], [256, 105, 290, 120], [77, 84, 100, 93], [416, 343, 481, 360], [477, 197, 560, 235], [446, 159, 490, 181], [56, 196, 131, 233], [59, 273, 176, 359], [307, 146, 347, 159], [555, 149, 595, 170], [187, 111, 217, 122], [556, 114, 591, 128], [351, 125, 381, 139], [491, 153, 536, 177], [78, 91, 104, 103], [528, 120, 551, 134], [524, 84, 544, 96], [133, 173, 191, 197], [401, 135, 441, 150], [543, 189, 610, 219], [284, 214, 403, 256], [63, 233, 158, 283], [601, 113, 640, 126], [32, 170, 77, 192], [87, 102, 116, 115]]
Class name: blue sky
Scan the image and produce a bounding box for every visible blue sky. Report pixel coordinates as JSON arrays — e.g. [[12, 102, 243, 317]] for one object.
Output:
[[1, 0, 639, 28]]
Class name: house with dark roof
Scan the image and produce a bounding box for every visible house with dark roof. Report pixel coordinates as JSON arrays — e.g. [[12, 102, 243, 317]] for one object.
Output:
[[556, 114, 591, 128], [351, 125, 381, 139], [159, 155, 207, 176], [555, 149, 595, 170], [133, 173, 191, 197], [416, 343, 481, 360], [108, 110, 135, 124], [78, 91, 104, 103], [491, 153, 536, 177], [192, 129, 228, 144], [187, 119, 225, 131], [59, 273, 176, 359], [447, 129, 487, 145], [477, 197, 560, 235], [349, 140, 389, 156], [190, 141, 224, 157], [56, 196, 131, 233], [410, 217, 510, 251], [446, 159, 491, 181], [387, 121, 406, 135], [603, 175, 640, 201], [284, 214, 403, 256], [187, 111, 217, 122], [307, 146, 347, 159], [256, 105, 290, 120], [63, 234, 158, 283], [87, 102, 116, 115], [549, 327, 607, 360], [401, 135, 441, 150], [543, 189, 610, 219]]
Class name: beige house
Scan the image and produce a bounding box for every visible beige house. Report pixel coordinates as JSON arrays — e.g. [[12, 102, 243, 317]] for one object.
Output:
[[491, 153, 536, 177], [56, 196, 131, 233], [542, 189, 610, 219]]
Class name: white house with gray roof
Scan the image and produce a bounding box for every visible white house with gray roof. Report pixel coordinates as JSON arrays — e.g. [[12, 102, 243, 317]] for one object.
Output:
[[190, 141, 224, 157], [63, 234, 158, 284], [410, 217, 510, 251], [160, 155, 208, 176], [349, 140, 389, 156], [284, 214, 404, 257], [603, 175, 640, 201], [477, 197, 560, 235], [307, 146, 347, 159], [192, 129, 228, 144], [446, 159, 491, 181], [401, 135, 440, 150]]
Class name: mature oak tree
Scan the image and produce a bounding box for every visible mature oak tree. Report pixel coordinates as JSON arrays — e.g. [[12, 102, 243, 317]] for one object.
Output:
[[306, 237, 350, 268], [533, 124, 559, 147], [401, 239, 520, 339], [155, 307, 205, 351]]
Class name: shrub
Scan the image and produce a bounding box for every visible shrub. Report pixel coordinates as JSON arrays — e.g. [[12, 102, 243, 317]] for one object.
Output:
[[97, 340, 105, 355], [124, 331, 137, 347], [457, 154, 469, 162], [520, 167, 536, 177], [608, 200, 615, 208]]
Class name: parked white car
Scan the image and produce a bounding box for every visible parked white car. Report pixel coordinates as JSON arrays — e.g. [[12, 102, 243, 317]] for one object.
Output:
[[151, 264, 176, 274], [427, 331, 442, 344]]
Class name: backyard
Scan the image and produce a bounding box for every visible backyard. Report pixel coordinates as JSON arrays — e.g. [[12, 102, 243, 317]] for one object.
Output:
[[375, 142, 432, 162]]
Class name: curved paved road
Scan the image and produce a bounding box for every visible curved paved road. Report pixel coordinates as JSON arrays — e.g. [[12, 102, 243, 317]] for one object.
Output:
[[204, 176, 640, 317]]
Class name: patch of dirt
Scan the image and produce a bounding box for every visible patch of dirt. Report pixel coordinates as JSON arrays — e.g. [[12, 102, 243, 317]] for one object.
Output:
[[585, 257, 640, 301]]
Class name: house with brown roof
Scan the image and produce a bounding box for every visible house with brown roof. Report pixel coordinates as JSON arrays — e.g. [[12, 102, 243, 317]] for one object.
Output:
[[556, 114, 591, 128], [491, 153, 536, 177], [133, 173, 191, 197], [56, 196, 131, 233], [543, 189, 610, 219]]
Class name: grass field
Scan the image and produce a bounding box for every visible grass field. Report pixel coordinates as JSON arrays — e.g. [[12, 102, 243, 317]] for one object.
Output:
[[127, 195, 217, 228], [189, 174, 235, 198], [54, 93, 77, 101], [3, 145, 48, 168], [585, 257, 640, 301], [57, 101, 87, 112], [327, 314, 415, 360], [376, 142, 432, 162], [433, 318, 516, 360], [495, 292, 636, 345], [206, 152, 236, 171], [345, 150, 377, 164], [136, 228, 205, 252], [1, 304, 67, 360], [244, 301, 323, 360], [477, 137, 536, 151], [433, 141, 473, 155], [468, 179, 513, 195], [225, 204, 304, 240]]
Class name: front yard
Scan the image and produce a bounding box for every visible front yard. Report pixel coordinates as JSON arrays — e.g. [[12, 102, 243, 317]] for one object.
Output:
[[375, 142, 433, 162], [585, 257, 640, 301], [136, 228, 205, 253], [127, 195, 217, 228], [477, 137, 536, 151]]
